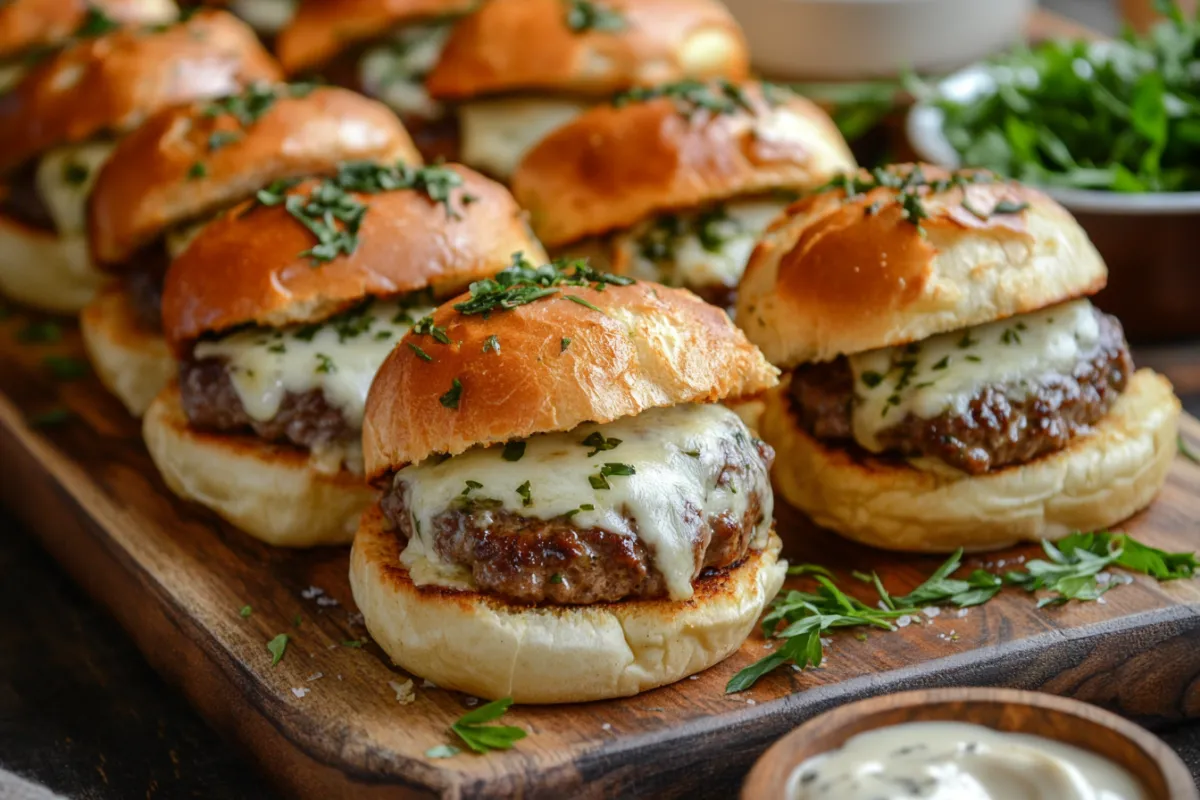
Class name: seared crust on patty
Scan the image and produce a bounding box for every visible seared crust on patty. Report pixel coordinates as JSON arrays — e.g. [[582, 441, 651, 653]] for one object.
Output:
[[789, 308, 1133, 474]]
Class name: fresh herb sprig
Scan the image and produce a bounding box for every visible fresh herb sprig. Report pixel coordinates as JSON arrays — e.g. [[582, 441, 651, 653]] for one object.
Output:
[[452, 254, 633, 317], [727, 532, 1198, 692], [449, 697, 527, 753], [917, 1, 1200, 193]]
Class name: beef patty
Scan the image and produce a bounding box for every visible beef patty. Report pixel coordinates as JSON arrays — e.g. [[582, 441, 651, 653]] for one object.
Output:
[[0, 160, 55, 232], [379, 439, 775, 605], [180, 358, 355, 450], [790, 309, 1133, 475]]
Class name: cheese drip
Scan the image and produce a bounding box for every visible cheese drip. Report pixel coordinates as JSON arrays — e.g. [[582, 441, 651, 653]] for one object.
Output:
[[395, 403, 773, 601], [359, 21, 454, 120], [230, 0, 296, 34], [194, 300, 435, 430], [848, 299, 1103, 453], [459, 97, 590, 180], [35, 141, 117, 236], [616, 198, 788, 294]]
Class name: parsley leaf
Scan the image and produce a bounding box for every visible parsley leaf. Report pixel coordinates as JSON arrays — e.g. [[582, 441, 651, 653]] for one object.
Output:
[[452, 253, 633, 317], [450, 697, 527, 754], [266, 634, 289, 666], [43, 356, 89, 381], [581, 431, 621, 457], [502, 441, 525, 462], [439, 378, 463, 410]]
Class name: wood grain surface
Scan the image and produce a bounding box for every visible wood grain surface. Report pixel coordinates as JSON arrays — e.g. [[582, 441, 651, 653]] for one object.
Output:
[[2, 310, 1199, 800], [741, 688, 1200, 800]]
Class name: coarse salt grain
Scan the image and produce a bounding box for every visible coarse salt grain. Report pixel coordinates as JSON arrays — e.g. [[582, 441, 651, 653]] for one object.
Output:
[[301, 586, 324, 599], [896, 615, 912, 628], [746, 699, 757, 706], [601, 723, 612, 731], [316, 596, 339, 607], [922, 607, 941, 618], [465, 697, 479, 707], [292, 687, 309, 698], [307, 672, 324, 682]]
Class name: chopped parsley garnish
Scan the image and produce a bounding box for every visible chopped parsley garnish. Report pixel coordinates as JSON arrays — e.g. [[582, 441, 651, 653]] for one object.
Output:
[[726, 532, 1198, 693], [1180, 435, 1200, 465], [449, 697, 527, 754], [860, 371, 884, 389], [589, 462, 636, 489], [581, 432, 621, 457], [75, 6, 120, 38], [516, 481, 533, 507], [407, 342, 434, 362], [683, 450, 701, 458], [462, 480, 483, 495], [266, 633, 289, 666], [188, 161, 207, 180], [342, 639, 364, 648], [957, 330, 977, 349], [965, 354, 982, 363], [439, 378, 463, 410], [1000, 327, 1022, 345], [565, 294, 604, 314], [502, 441, 525, 462], [482, 335, 500, 354], [453, 253, 632, 317], [565, 503, 596, 519], [62, 161, 89, 186], [207, 130, 243, 151], [550, 573, 564, 584], [17, 321, 62, 343], [812, 166, 1000, 235], [314, 353, 335, 374], [560, 337, 571, 352], [564, 0, 626, 33], [28, 408, 73, 428], [202, 82, 312, 127], [43, 356, 88, 381], [413, 316, 451, 344], [614, 79, 777, 118], [992, 200, 1030, 214], [240, 605, 253, 618], [932, 356, 950, 371]]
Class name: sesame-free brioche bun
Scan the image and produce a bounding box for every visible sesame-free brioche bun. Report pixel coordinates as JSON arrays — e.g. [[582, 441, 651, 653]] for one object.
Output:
[[143, 383, 375, 546], [161, 164, 545, 352], [0, 0, 176, 59], [80, 284, 173, 415], [736, 165, 1108, 367], [0, 211, 107, 312], [277, 0, 475, 76], [363, 277, 779, 479], [89, 85, 420, 266], [763, 369, 1180, 553], [512, 82, 855, 248], [350, 504, 786, 703], [0, 10, 281, 173], [425, 0, 748, 100]]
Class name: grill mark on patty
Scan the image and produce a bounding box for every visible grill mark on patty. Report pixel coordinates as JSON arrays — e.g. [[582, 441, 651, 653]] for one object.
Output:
[[179, 357, 355, 450], [789, 309, 1133, 475], [379, 439, 774, 605]]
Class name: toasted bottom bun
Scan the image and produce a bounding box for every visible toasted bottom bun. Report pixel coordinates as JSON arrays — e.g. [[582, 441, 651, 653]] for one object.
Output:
[[0, 214, 108, 313], [143, 383, 376, 548], [763, 369, 1180, 553], [80, 285, 174, 417], [350, 505, 787, 703]]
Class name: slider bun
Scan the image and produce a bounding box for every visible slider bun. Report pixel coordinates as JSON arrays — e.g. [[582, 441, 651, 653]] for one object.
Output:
[[425, 0, 748, 100], [364, 278, 779, 479], [143, 383, 375, 547], [0, 211, 106, 312], [763, 369, 1180, 553], [350, 504, 786, 703], [161, 164, 545, 352], [736, 165, 1108, 367], [0, 0, 176, 59], [0, 10, 281, 172], [79, 285, 173, 416], [277, 0, 476, 76], [513, 82, 855, 248], [89, 85, 421, 266]]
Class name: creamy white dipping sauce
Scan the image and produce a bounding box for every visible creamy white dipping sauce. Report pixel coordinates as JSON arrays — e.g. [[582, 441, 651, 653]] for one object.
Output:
[[458, 96, 591, 180], [848, 299, 1102, 453], [615, 198, 788, 296], [194, 299, 435, 431], [359, 21, 454, 120], [788, 721, 1146, 800], [395, 403, 773, 600]]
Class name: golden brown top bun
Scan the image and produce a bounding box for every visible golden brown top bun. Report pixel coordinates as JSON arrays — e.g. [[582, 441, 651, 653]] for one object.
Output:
[[0, 0, 176, 60], [735, 164, 1108, 367], [425, 0, 748, 100], [162, 163, 546, 352], [0, 10, 281, 173], [512, 82, 855, 248], [89, 84, 420, 267], [277, 0, 475, 76], [363, 264, 780, 479]]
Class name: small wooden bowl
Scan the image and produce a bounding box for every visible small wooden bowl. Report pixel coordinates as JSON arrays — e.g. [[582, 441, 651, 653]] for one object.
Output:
[[742, 688, 1197, 799]]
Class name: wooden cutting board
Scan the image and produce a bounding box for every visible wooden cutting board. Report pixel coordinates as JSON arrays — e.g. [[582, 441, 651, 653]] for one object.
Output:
[[2, 311, 1199, 800]]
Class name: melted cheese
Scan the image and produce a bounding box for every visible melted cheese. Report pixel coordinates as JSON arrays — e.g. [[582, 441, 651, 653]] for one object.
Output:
[[230, 0, 296, 34], [359, 21, 453, 120], [616, 198, 788, 293], [193, 300, 435, 432], [35, 141, 116, 236], [394, 403, 773, 601], [459, 97, 590, 180], [0, 61, 27, 94], [849, 299, 1103, 452]]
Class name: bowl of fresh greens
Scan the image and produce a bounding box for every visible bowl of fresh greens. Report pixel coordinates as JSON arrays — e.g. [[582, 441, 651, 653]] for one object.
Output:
[[907, 6, 1200, 340]]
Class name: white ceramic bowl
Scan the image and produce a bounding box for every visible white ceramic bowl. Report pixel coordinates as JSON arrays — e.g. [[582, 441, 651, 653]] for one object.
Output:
[[725, 0, 1035, 80]]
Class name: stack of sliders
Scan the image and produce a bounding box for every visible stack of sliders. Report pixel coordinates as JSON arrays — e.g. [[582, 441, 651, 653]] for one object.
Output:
[[0, 0, 176, 92], [352, 257, 785, 702], [422, 0, 752, 180], [513, 79, 855, 310], [737, 164, 1181, 551], [276, 0, 476, 159], [84, 83, 421, 416], [144, 160, 545, 546], [0, 9, 279, 313]]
